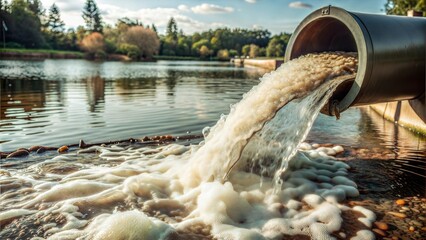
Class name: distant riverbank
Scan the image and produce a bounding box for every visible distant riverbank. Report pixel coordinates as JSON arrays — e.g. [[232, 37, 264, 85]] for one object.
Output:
[[0, 48, 228, 62], [0, 48, 85, 59]]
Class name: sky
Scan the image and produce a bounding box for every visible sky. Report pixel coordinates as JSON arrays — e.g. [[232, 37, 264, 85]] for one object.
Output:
[[38, 0, 387, 35]]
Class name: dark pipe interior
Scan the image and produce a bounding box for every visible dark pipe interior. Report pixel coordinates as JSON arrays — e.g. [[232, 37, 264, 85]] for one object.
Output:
[[290, 18, 358, 104], [290, 18, 357, 58]]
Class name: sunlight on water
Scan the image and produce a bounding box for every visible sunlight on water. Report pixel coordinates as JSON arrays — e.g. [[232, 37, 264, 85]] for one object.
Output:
[[0, 53, 381, 240]]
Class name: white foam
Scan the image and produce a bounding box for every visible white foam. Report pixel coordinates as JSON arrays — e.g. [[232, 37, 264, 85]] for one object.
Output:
[[353, 206, 376, 228], [351, 229, 375, 240]]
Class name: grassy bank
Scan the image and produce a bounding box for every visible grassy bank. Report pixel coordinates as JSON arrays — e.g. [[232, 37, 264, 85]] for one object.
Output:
[[0, 48, 84, 59], [154, 55, 227, 61]]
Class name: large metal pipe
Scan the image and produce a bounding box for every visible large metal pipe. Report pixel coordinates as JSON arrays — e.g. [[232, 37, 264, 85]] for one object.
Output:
[[285, 6, 426, 122]]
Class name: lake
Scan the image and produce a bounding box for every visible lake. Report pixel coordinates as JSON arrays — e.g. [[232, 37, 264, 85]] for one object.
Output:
[[1, 59, 425, 198]]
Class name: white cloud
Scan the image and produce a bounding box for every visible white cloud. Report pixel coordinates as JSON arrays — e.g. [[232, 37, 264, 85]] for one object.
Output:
[[288, 1, 312, 9], [39, 0, 230, 34], [191, 3, 234, 14], [245, 0, 257, 3], [178, 4, 190, 12]]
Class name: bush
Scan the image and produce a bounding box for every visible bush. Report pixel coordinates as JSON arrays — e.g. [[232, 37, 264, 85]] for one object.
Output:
[[105, 39, 117, 54], [228, 49, 238, 58], [5, 42, 25, 49], [95, 50, 107, 59], [217, 49, 230, 61], [120, 26, 160, 59], [117, 43, 140, 60], [80, 32, 105, 54]]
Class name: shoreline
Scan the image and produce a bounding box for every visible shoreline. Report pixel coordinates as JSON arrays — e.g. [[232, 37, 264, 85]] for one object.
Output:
[[0, 49, 227, 62]]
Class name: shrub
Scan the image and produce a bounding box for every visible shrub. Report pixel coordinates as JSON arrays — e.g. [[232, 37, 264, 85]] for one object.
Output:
[[80, 32, 105, 55], [117, 43, 140, 60], [217, 49, 230, 61]]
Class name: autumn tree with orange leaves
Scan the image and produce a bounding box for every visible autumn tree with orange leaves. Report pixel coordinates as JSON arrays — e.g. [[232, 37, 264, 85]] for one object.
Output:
[[80, 32, 105, 58], [120, 26, 160, 59]]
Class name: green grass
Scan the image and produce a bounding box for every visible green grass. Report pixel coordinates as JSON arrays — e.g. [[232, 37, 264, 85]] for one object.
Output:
[[0, 48, 84, 56], [154, 55, 201, 61], [250, 56, 285, 60]]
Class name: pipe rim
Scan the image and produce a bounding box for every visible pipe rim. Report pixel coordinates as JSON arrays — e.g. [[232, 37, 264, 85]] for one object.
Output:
[[285, 6, 373, 113]]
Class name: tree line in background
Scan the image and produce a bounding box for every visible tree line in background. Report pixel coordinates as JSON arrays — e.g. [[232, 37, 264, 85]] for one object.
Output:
[[0, 0, 291, 60], [0, 0, 424, 60]]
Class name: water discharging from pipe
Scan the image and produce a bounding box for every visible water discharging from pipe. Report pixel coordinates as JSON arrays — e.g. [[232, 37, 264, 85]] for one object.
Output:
[[0, 52, 378, 240]]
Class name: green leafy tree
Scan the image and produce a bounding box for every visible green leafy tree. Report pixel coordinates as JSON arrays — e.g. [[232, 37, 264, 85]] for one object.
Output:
[[166, 17, 178, 41], [228, 49, 238, 58], [217, 49, 229, 60], [176, 36, 191, 56], [266, 38, 284, 57], [385, 0, 425, 16], [249, 44, 259, 58], [27, 0, 43, 16], [82, 0, 103, 33], [199, 45, 211, 59], [161, 17, 179, 55], [242, 44, 250, 57], [8, 0, 46, 48], [63, 28, 78, 50]]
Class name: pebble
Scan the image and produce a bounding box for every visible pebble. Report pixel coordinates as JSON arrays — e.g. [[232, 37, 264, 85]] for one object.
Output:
[[411, 220, 422, 227], [374, 221, 389, 231], [388, 211, 407, 218], [79, 139, 87, 148], [57, 145, 69, 153], [395, 199, 406, 206], [28, 146, 43, 152], [36, 147, 46, 153], [6, 150, 29, 158], [408, 226, 415, 232], [373, 228, 386, 236]]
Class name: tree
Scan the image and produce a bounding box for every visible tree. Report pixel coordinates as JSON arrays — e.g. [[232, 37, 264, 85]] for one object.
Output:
[[266, 38, 284, 57], [199, 45, 211, 59], [121, 26, 160, 59], [249, 44, 259, 58], [80, 32, 104, 57], [166, 17, 178, 41], [151, 24, 157, 34], [82, 0, 103, 33], [217, 49, 229, 60], [27, 0, 43, 16], [385, 0, 425, 16], [46, 3, 65, 48], [47, 4, 64, 33], [8, 0, 46, 48], [242, 44, 250, 57]]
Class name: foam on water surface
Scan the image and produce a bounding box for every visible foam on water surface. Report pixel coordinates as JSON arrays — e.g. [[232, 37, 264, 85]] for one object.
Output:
[[0, 52, 376, 240]]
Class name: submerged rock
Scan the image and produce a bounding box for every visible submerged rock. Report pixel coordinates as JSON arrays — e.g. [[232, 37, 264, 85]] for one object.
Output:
[[6, 150, 29, 158]]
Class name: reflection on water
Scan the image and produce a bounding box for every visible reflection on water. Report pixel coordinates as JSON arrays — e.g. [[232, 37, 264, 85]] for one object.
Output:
[[308, 107, 426, 197], [0, 59, 267, 151]]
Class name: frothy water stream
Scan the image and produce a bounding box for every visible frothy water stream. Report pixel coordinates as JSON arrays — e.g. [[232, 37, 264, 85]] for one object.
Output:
[[0, 52, 377, 240]]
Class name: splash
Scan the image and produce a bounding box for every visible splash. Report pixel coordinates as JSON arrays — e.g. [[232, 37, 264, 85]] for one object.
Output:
[[0, 52, 376, 240]]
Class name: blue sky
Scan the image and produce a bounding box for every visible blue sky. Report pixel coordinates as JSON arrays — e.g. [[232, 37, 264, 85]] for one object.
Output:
[[39, 0, 387, 34]]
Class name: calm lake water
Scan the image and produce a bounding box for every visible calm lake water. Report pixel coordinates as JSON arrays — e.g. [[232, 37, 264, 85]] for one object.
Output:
[[1, 59, 425, 196]]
